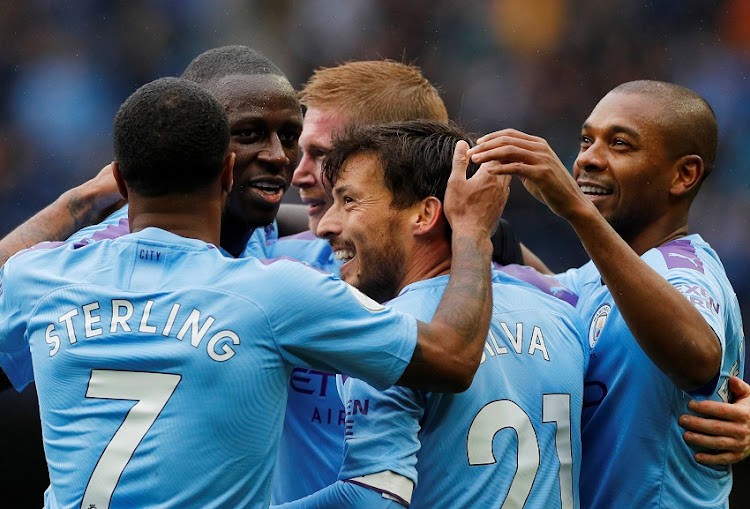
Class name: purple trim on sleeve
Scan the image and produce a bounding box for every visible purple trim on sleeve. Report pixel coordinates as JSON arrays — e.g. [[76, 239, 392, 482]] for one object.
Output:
[[657, 239, 704, 273], [279, 230, 317, 241], [499, 264, 579, 307], [28, 241, 66, 251], [72, 218, 131, 248]]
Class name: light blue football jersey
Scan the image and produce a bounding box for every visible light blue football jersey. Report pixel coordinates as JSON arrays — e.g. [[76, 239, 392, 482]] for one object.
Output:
[[0, 228, 418, 509], [336, 271, 587, 509], [266, 231, 345, 504], [556, 234, 745, 509], [66, 204, 277, 260]]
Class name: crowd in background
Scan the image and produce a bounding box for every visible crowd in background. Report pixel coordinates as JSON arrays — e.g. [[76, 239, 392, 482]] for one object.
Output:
[[0, 0, 748, 503]]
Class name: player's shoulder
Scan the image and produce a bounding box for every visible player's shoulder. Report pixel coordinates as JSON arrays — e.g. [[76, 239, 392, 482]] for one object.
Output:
[[494, 265, 580, 310], [645, 234, 728, 282]]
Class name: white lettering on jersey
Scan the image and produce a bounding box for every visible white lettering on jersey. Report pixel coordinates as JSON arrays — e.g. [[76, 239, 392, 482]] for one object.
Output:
[[480, 322, 551, 364], [46, 300, 240, 362]]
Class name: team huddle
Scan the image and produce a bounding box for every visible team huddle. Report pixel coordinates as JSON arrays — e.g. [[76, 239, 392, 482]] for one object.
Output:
[[0, 46, 747, 509]]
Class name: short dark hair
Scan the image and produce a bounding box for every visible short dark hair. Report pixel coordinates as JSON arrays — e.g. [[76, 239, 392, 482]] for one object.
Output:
[[113, 77, 230, 197], [323, 120, 475, 212], [181, 45, 286, 87], [611, 80, 718, 180]]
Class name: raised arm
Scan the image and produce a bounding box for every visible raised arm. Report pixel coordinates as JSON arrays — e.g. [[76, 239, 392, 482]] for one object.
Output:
[[397, 141, 510, 392], [467, 129, 720, 390], [0, 163, 125, 267]]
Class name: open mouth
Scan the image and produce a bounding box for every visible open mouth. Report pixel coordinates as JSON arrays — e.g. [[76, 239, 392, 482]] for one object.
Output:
[[248, 181, 286, 203], [579, 184, 613, 198], [333, 248, 355, 263]]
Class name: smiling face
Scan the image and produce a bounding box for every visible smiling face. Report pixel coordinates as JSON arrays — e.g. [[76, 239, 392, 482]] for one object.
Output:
[[209, 74, 303, 229], [317, 152, 410, 303], [574, 91, 677, 240], [292, 107, 348, 234]]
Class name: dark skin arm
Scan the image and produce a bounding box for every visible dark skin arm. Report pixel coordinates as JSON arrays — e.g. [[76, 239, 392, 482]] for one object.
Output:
[[397, 141, 510, 392], [680, 376, 750, 465], [0, 164, 124, 267], [467, 129, 720, 390]]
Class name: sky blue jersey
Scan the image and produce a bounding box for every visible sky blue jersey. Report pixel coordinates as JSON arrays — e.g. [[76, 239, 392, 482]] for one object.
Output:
[[556, 234, 745, 509], [266, 231, 345, 504], [335, 271, 587, 509], [0, 228, 418, 509]]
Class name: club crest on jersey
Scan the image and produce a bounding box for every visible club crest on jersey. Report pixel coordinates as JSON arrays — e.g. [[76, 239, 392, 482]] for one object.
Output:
[[345, 283, 385, 312], [588, 304, 611, 348]]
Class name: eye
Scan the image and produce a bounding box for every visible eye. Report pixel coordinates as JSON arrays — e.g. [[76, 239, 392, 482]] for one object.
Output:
[[343, 196, 355, 205], [279, 129, 301, 147], [612, 138, 630, 149], [233, 128, 264, 144], [579, 135, 592, 148]]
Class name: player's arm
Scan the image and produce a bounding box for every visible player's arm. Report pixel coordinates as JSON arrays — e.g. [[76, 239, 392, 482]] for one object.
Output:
[[0, 163, 124, 267], [397, 141, 509, 392], [276, 203, 311, 237], [272, 480, 406, 509], [520, 243, 553, 273], [467, 129, 720, 390], [680, 376, 750, 465]]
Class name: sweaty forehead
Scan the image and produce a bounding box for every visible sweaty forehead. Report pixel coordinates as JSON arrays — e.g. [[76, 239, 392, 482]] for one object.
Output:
[[584, 91, 667, 136], [209, 74, 302, 121]]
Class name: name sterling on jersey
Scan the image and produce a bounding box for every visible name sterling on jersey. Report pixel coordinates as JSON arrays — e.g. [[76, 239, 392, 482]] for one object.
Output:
[[44, 299, 240, 361], [480, 322, 550, 364]]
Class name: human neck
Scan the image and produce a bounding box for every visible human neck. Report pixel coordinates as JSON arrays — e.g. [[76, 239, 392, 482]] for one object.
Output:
[[396, 238, 453, 294], [220, 214, 255, 258], [128, 192, 223, 247], [621, 214, 690, 256]]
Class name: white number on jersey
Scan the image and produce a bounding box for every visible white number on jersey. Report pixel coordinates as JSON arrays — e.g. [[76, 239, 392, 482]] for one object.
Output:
[[467, 394, 573, 509], [81, 370, 182, 509]]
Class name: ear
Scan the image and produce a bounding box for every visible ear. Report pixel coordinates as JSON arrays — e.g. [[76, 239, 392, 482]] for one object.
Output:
[[412, 196, 444, 237], [221, 152, 235, 194], [112, 161, 128, 200], [669, 154, 704, 197]]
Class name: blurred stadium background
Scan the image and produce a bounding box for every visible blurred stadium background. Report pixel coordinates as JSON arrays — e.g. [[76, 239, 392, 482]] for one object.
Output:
[[0, 0, 747, 505]]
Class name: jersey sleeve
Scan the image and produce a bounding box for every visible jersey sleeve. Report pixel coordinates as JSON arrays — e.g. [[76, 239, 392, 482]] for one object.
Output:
[[267, 261, 417, 391], [336, 376, 423, 484], [272, 479, 405, 509], [0, 259, 34, 391], [646, 244, 742, 398]]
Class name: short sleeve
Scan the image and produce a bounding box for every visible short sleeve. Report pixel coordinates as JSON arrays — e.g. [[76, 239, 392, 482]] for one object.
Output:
[[266, 261, 417, 391]]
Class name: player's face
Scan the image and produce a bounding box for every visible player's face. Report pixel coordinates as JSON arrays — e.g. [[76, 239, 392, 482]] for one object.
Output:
[[574, 92, 675, 239], [317, 153, 409, 303], [292, 108, 348, 234], [209, 74, 303, 229]]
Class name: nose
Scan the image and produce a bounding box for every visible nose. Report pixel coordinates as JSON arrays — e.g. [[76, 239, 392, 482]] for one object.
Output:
[[292, 152, 317, 188], [316, 203, 341, 238], [258, 134, 291, 169], [574, 140, 606, 173]]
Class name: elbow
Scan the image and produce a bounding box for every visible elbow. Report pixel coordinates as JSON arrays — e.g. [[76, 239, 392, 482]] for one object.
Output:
[[676, 338, 722, 391], [442, 356, 479, 393]]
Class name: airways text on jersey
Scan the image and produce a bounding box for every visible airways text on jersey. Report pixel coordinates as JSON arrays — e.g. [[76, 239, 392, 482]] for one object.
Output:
[[44, 299, 241, 362]]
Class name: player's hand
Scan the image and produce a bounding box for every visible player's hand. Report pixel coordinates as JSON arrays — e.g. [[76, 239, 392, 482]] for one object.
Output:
[[680, 376, 750, 465], [443, 140, 511, 238], [466, 129, 591, 222], [69, 162, 127, 222]]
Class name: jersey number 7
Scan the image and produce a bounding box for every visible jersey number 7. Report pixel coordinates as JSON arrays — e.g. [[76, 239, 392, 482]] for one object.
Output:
[[81, 370, 182, 509]]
